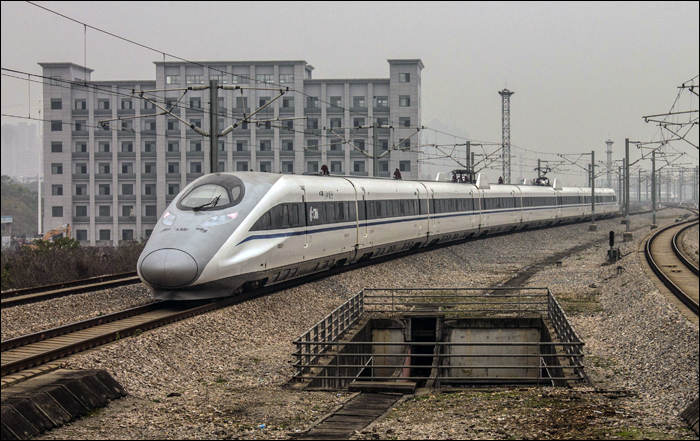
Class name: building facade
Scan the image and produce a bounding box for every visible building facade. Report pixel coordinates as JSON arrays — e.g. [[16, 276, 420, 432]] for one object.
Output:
[[40, 59, 423, 245]]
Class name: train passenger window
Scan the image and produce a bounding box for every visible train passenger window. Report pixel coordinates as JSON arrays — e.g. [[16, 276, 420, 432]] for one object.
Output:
[[261, 212, 271, 229], [338, 203, 346, 221], [327, 203, 336, 223], [281, 205, 290, 228], [291, 204, 300, 227], [380, 201, 387, 218]]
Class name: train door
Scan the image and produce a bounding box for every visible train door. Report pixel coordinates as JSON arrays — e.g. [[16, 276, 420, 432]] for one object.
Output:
[[356, 186, 369, 249], [415, 187, 425, 235], [477, 190, 485, 231], [510, 190, 518, 225], [468, 190, 476, 231], [430, 189, 438, 233], [300, 186, 309, 249]]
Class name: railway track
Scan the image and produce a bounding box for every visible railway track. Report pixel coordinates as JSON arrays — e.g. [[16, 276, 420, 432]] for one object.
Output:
[[644, 217, 699, 316], [0, 272, 141, 309]]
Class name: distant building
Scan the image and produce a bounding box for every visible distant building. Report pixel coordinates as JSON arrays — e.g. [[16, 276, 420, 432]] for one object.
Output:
[[1, 122, 40, 181], [40, 59, 424, 245]]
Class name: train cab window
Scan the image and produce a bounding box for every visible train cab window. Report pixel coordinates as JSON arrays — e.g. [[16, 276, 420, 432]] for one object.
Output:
[[177, 174, 245, 211], [180, 184, 230, 208]]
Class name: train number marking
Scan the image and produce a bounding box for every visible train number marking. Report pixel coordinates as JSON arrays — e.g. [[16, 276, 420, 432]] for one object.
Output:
[[310, 207, 319, 221], [319, 191, 334, 200]]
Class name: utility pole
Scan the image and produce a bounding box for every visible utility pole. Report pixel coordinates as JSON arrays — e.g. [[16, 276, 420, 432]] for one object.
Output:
[[605, 139, 614, 188], [373, 121, 379, 177], [638, 169, 641, 203], [209, 79, 219, 173], [589, 150, 596, 231], [499, 89, 514, 184], [651, 150, 657, 229], [618, 165, 623, 213], [623, 138, 632, 241], [466, 141, 471, 181]]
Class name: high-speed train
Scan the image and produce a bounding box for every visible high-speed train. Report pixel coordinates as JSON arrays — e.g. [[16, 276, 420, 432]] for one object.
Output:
[[137, 172, 618, 300]]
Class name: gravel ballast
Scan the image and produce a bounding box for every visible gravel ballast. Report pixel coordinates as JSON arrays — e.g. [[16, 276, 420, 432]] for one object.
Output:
[[7, 208, 694, 440]]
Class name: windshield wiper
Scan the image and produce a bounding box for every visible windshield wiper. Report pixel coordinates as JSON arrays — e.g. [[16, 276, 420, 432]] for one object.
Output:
[[193, 195, 221, 211]]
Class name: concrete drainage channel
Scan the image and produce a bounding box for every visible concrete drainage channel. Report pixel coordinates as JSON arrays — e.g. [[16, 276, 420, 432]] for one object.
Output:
[[291, 286, 585, 439]]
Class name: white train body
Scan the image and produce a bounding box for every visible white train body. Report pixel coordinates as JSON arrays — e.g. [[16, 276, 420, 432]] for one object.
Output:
[[138, 172, 618, 299]]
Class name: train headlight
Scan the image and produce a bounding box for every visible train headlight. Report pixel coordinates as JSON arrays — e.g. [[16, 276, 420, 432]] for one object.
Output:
[[200, 212, 238, 228], [162, 211, 176, 226]]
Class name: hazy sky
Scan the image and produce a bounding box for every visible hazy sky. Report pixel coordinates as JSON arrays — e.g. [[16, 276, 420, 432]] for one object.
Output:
[[2, 1, 698, 185]]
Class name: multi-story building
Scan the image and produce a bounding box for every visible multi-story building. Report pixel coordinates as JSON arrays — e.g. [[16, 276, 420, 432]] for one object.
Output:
[[40, 59, 424, 245]]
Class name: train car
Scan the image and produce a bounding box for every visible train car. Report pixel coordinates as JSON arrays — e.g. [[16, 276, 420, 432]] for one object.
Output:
[[137, 172, 618, 300]]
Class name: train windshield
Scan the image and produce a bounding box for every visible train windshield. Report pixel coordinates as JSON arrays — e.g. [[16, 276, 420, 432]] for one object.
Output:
[[176, 174, 245, 211]]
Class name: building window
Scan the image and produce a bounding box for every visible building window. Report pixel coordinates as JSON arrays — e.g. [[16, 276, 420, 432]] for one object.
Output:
[[52, 206, 63, 217], [99, 205, 111, 217], [74, 120, 86, 131], [380, 161, 389, 172], [50, 99, 62, 110], [236, 140, 247, 151], [282, 161, 294, 173], [307, 118, 319, 130], [399, 161, 411, 172], [306, 96, 319, 108], [145, 184, 156, 195], [380, 139, 389, 151], [399, 73, 410, 83], [259, 97, 270, 107], [145, 205, 157, 216], [236, 161, 249, 171], [99, 230, 111, 241], [76, 230, 88, 241], [168, 162, 180, 173], [330, 118, 342, 128], [144, 141, 156, 152], [121, 120, 133, 131], [145, 120, 156, 131], [190, 98, 201, 109], [98, 163, 110, 174], [51, 142, 62, 153], [121, 141, 134, 153], [354, 161, 366, 172], [282, 97, 294, 108], [330, 96, 342, 108], [122, 205, 134, 217], [121, 163, 133, 174], [74, 99, 86, 110], [356, 140, 365, 151], [168, 183, 179, 195], [190, 141, 202, 152], [121, 99, 132, 110], [143, 100, 155, 110], [190, 162, 202, 173], [166, 75, 180, 85], [306, 140, 319, 150], [260, 161, 272, 172], [331, 161, 342, 173], [399, 117, 411, 127], [307, 161, 318, 173], [235, 97, 248, 108], [231, 75, 248, 85], [51, 185, 63, 196], [75, 142, 87, 153], [190, 119, 202, 129], [122, 184, 134, 196], [168, 141, 180, 152], [98, 184, 111, 196], [279, 74, 294, 83], [399, 95, 411, 107], [75, 163, 87, 174], [282, 140, 294, 151], [218, 140, 226, 152], [51, 163, 62, 174], [218, 161, 225, 172], [331, 139, 342, 151], [75, 206, 88, 217], [98, 142, 110, 153], [75, 184, 88, 196], [259, 140, 272, 151], [209, 74, 227, 84], [144, 162, 156, 174], [98, 99, 110, 110], [376, 96, 388, 107], [122, 229, 134, 241], [186, 75, 203, 85], [377, 118, 388, 127], [51, 120, 62, 131], [353, 118, 365, 128], [401, 139, 411, 149], [255, 74, 274, 84], [353, 96, 365, 108]]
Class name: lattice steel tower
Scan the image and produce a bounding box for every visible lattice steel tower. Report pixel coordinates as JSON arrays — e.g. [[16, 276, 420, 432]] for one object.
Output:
[[605, 139, 614, 189], [499, 89, 515, 184]]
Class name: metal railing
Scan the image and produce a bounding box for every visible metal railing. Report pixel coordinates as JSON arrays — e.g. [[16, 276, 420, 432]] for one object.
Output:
[[292, 287, 586, 388]]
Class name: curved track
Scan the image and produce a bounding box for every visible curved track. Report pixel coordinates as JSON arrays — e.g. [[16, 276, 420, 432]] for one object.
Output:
[[1, 272, 140, 309], [645, 217, 699, 316]]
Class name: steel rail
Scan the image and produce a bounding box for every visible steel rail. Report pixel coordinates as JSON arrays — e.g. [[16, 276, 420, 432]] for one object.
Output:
[[1, 272, 140, 308], [673, 221, 700, 276], [645, 218, 700, 316]]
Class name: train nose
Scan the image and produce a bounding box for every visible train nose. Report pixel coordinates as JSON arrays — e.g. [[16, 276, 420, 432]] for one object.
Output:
[[140, 249, 199, 287]]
